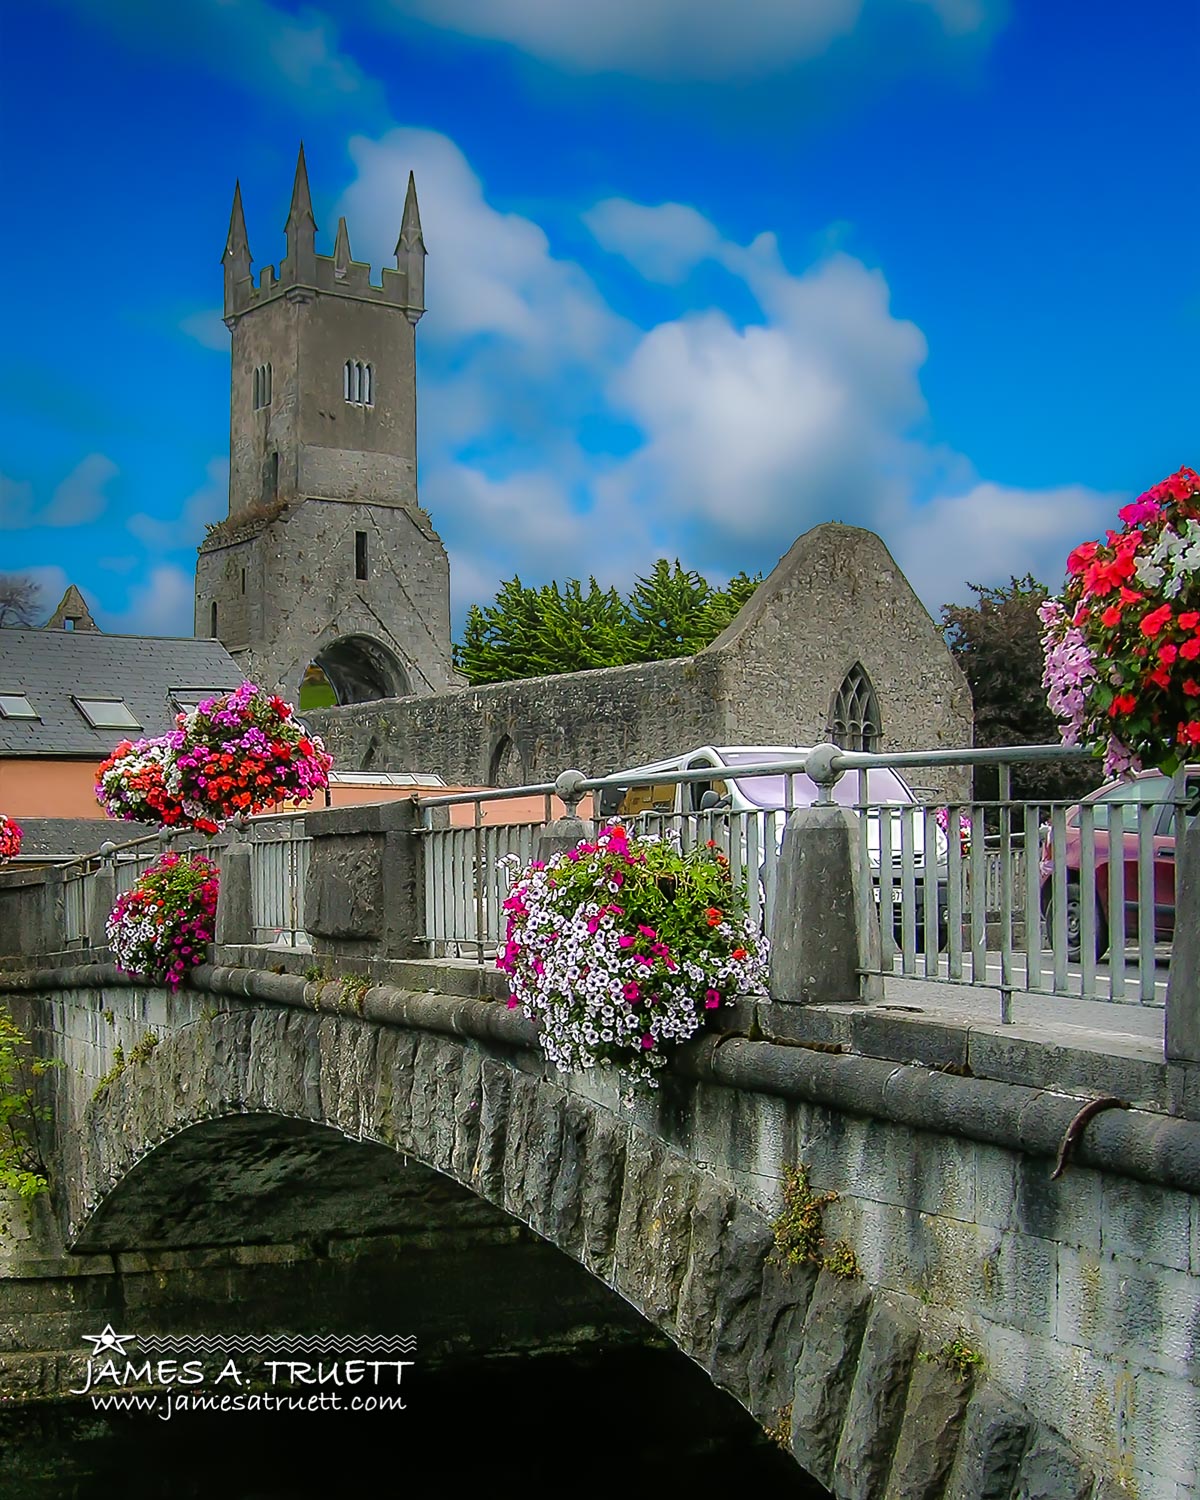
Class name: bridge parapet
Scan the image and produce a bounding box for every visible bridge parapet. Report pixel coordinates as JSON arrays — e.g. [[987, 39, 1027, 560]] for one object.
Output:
[[0, 955, 1196, 1498]]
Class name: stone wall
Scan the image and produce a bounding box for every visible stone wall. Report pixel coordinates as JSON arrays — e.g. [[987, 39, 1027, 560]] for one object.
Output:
[[306, 523, 974, 800], [2, 959, 1195, 1497]]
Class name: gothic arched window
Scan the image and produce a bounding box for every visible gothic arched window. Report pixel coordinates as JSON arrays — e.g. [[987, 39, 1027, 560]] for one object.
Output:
[[828, 663, 881, 752], [253, 363, 271, 410]]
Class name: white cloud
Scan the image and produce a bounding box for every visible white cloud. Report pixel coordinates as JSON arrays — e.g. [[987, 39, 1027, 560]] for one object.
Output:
[[0, 455, 118, 530], [423, 461, 662, 624], [340, 129, 625, 359], [591, 221, 932, 562], [884, 481, 1122, 617], [128, 459, 228, 552], [0, 472, 35, 528], [101, 565, 196, 637], [584, 199, 723, 283], [21, 566, 71, 622], [180, 309, 229, 351], [43, 455, 119, 527], [61, 0, 386, 117], [391, 0, 1004, 78]]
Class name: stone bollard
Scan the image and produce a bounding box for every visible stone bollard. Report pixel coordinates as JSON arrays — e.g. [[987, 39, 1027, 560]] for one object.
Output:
[[85, 846, 118, 951], [768, 744, 883, 1005], [304, 798, 425, 961], [214, 824, 255, 950], [535, 770, 594, 863], [1166, 818, 1200, 1065]]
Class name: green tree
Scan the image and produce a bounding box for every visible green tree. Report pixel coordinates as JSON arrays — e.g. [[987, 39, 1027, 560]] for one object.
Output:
[[455, 575, 629, 684], [455, 562, 761, 685], [940, 575, 1103, 803]]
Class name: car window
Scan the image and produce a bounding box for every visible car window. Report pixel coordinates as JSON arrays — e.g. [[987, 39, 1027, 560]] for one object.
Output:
[[610, 782, 677, 816]]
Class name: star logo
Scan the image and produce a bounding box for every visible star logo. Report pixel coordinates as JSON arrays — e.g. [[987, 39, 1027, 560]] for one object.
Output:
[[81, 1325, 137, 1358]]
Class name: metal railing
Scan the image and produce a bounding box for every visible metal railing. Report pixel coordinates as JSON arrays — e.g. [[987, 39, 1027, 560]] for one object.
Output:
[[249, 815, 311, 947], [414, 747, 1191, 1020]]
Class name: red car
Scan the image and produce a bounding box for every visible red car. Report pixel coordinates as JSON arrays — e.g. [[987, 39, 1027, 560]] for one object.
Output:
[[1039, 768, 1198, 961]]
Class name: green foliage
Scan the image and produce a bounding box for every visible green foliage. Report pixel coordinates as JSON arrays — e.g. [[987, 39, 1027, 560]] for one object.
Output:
[[338, 974, 371, 1014], [931, 1330, 984, 1379], [823, 1239, 862, 1280], [940, 576, 1103, 804], [769, 1164, 838, 1269], [0, 1005, 57, 1209], [92, 1044, 126, 1099], [91, 1032, 159, 1101], [454, 562, 762, 684]]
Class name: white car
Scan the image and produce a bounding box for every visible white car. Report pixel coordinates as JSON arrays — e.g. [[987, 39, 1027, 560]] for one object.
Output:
[[595, 744, 948, 948]]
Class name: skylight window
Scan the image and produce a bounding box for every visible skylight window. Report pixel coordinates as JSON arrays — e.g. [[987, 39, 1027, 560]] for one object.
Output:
[[74, 698, 141, 730], [0, 694, 38, 720], [171, 688, 225, 712]]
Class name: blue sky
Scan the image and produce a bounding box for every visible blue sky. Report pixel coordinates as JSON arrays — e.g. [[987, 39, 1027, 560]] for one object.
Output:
[[1, 0, 1197, 644]]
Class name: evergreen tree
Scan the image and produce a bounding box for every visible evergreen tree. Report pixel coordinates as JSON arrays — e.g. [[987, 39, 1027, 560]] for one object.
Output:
[[454, 562, 761, 685]]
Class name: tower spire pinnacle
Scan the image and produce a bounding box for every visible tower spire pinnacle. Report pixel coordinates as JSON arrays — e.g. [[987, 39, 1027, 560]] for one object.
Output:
[[286, 143, 317, 232], [223, 180, 252, 321], [394, 171, 426, 324], [395, 171, 425, 257], [283, 143, 317, 285], [333, 215, 352, 281]]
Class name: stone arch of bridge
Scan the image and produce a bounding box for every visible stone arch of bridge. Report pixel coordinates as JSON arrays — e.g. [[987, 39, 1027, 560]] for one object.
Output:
[[64, 1005, 1097, 1500]]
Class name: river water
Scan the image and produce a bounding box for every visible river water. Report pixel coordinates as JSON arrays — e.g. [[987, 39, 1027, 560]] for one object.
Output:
[[0, 1344, 830, 1499]]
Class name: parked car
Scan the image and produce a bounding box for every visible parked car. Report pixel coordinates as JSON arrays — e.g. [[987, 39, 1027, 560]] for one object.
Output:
[[595, 745, 949, 949], [1038, 767, 1198, 962]]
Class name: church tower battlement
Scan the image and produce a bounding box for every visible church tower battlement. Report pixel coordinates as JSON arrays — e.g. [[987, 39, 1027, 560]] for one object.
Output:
[[197, 145, 455, 705]]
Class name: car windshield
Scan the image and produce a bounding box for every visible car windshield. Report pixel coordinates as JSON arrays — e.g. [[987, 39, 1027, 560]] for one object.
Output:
[[719, 753, 916, 811]]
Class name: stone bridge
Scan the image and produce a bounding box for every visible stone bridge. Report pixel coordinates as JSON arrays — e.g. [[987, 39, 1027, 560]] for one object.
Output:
[[1, 950, 1197, 1500], [1, 797, 1198, 1499]]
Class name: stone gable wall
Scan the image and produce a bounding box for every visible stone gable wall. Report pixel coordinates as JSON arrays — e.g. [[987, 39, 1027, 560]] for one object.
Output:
[[307, 524, 973, 799]]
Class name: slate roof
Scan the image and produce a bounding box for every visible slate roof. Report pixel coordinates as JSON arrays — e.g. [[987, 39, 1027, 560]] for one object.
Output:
[[12, 817, 160, 863], [0, 630, 242, 756]]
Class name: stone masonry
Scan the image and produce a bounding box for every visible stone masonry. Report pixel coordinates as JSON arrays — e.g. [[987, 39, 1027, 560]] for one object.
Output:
[[196, 147, 456, 703], [1, 956, 1195, 1499], [306, 522, 975, 802]]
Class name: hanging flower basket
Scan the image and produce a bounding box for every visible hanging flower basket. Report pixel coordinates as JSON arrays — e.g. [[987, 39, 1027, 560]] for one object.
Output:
[[95, 737, 196, 830], [168, 682, 333, 830], [0, 814, 22, 864], [94, 682, 333, 836], [498, 823, 770, 1097], [1041, 466, 1200, 776], [106, 852, 219, 989]]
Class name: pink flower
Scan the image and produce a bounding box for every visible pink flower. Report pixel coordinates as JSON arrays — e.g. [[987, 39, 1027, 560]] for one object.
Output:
[[640, 1034, 655, 1050], [705, 988, 721, 1009]]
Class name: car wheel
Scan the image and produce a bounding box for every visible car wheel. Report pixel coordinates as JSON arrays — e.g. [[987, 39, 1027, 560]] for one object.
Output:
[[1048, 881, 1109, 963]]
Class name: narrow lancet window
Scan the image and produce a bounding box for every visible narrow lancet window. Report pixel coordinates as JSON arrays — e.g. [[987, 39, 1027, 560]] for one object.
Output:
[[344, 360, 374, 406]]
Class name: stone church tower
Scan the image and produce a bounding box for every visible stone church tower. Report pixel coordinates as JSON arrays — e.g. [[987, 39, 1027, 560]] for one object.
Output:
[[195, 145, 456, 703]]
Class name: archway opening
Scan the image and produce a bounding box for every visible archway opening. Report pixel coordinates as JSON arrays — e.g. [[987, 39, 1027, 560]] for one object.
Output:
[[488, 733, 526, 788], [305, 635, 410, 706], [60, 1113, 827, 1494]]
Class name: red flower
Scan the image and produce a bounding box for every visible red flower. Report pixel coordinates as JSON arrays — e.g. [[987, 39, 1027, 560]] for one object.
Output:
[[1101, 605, 1123, 628], [1067, 541, 1099, 575], [1181, 639, 1200, 661], [1140, 604, 1174, 637]]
